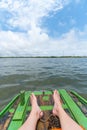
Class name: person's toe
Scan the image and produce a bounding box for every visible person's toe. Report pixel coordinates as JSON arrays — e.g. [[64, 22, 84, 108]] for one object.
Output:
[[39, 111, 43, 118]]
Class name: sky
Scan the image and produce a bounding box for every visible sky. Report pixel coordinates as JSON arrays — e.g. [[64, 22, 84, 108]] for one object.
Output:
[[0, 0, 87, 56]]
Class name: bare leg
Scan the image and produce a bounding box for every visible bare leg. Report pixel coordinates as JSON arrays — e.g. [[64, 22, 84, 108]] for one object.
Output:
[[53, 90, 83, 130], [19, 93, 43, 130]]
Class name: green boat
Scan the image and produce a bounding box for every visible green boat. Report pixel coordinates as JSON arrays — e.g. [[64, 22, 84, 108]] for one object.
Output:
[[0, 89, 87, 130]]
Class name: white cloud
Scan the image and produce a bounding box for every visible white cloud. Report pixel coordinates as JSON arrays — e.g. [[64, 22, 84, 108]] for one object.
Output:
[[0, 0, 69, 29], [0, 0, 87, 56], [0, 27, 87, 56]]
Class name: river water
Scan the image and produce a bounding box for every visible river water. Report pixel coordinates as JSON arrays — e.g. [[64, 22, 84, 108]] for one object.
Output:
[[0, 58, 87, 110]]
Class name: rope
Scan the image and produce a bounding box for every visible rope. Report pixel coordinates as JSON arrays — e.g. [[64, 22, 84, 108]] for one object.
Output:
[[39, 114, 58, 123]]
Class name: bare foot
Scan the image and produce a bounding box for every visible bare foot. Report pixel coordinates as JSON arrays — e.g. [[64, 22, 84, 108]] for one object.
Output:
[[30, 93, 43, 119], [52, 90, 62, 116]]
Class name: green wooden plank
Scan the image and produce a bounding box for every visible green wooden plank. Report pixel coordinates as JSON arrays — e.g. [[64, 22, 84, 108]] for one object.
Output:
[[0, 94, 19, 118], [40, 105, 53, 110], [33, 90, 52, 95], [27, 104, 67, 112], [13, 105, 26, 120], [8, 121, 22, 130], [8, 92, 31, 130], [60, 89, 87, 129], [44, 91, 53, 95], [43, 95, 50, 101], [13, 92, 30, 120], [71, 91, 87, 104], [33, 91, 43, 95], [27, 106, 54, 111]]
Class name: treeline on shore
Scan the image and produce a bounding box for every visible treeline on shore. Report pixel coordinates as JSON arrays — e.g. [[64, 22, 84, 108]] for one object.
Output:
[[0, 56, 87, 58]]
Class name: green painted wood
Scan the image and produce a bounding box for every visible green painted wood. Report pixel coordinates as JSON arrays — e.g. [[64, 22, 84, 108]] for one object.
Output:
[[1, 89, 87, 130], [9, 108, 15, 113], [33, 90, 52, 95], [27, 104, 68, 111], [13, 92, 30, 120], [71, 91, 87, 104], [33, 91, 43, 95], [60, 89, 87, 129], [20, 90, 25, 105], [8, 121, 22, 130], [44, 91, 53, 95], [8, 91, 31, 130], [27, 106, 54, 111], [0, 94, 19, 118], [43, 96, 49, 101]]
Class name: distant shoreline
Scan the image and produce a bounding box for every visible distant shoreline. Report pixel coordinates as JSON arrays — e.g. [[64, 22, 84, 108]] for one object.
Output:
[[0, 56, 87, 58]]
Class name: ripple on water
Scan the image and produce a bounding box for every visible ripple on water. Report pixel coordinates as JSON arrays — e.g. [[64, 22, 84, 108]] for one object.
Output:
[[0, 58, 87, 111]]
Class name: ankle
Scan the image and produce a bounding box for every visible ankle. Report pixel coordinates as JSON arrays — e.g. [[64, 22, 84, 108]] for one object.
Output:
[[58, 106, 65, 117], [31, 110, 40, 120]]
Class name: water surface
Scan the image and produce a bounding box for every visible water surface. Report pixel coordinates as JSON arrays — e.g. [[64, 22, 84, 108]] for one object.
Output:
[[0, 58, 87, 110]]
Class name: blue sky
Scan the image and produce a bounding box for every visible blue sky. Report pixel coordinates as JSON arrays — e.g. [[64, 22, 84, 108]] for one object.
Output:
[[0, 0, 87, 56], [42, 0, 87, 37]]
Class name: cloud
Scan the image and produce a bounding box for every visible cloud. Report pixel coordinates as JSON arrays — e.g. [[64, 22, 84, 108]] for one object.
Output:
[[0, 0, 87, 56], [0, 0, 69, 30], [46, 28, 87, 56], [0, 26, 87, 56]]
